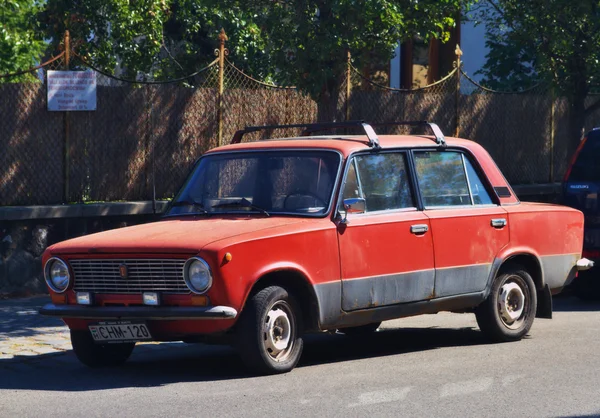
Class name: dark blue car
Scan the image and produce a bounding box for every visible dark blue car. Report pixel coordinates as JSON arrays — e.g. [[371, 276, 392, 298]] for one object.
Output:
[[563, 128, 600, 298]]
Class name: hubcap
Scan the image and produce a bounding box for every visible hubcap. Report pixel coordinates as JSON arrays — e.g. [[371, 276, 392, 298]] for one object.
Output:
[[497, 276, 528, 329], [263, 303, 294, 361]]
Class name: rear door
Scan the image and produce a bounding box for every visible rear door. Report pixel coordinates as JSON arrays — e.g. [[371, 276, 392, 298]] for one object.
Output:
[[413, 150, 509, 297], [563, 129, 600, 257]]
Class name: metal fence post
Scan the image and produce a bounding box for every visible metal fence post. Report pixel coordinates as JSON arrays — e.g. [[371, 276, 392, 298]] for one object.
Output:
[[346, 50, 351, 121], [216, 29, 228, 147], [549, 87, 556, 183], [454, 44, 462, 137], [63, 30, 71, 203]]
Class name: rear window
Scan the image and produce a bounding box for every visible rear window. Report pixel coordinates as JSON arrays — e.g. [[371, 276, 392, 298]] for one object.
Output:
[[569, 138, 600, 182]]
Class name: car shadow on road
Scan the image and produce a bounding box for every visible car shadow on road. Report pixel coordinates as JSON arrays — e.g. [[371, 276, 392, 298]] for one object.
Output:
[[0, 325, 492, 391]]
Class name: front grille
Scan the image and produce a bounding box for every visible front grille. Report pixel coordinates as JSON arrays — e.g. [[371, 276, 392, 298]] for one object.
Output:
[[70, 259, 190, 294]]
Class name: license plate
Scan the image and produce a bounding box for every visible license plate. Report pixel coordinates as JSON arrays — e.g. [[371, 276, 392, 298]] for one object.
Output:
[[89, 321, 152, 343]]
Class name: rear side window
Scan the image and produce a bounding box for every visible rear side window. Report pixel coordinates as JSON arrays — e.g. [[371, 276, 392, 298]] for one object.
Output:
[[569, 138, 600, 182], [464, 158, 493, 205], [414, 151, 493, 207]]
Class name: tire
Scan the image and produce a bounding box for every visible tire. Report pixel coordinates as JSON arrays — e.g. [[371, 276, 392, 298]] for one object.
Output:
[[339, 322, 382, 336], [475, 266, 537, 342], [70, 330, 135, 368], [235, 286, 304, 375]]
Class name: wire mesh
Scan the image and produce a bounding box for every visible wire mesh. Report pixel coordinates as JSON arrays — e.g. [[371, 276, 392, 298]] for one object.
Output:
[[348, 65, 457, 137], [67, 58, 219, 203], [0, 56, 65, 206], [458, 71, 552, 184], [1, 43, 597, 207], [221, 60, 317, 144]]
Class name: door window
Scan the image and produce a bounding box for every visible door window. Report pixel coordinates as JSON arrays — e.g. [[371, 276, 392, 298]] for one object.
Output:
[[414, 151, 493, 207]]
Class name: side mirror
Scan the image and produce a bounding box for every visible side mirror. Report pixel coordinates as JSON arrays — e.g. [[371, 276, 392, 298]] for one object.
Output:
[[339, 198, 366, 225], [343, 198, 366, 214]]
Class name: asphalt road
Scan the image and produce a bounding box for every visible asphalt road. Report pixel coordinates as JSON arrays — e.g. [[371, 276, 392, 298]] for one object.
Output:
[[1, 295, 600, 418]]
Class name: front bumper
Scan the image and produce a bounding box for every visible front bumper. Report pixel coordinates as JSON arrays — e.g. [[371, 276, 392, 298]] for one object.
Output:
[[39, 303, 238, 320]]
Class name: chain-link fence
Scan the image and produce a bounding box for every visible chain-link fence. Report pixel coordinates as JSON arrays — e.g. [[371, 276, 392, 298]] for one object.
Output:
[[1, 32, 599, 207], [0, 53, 66, 206]]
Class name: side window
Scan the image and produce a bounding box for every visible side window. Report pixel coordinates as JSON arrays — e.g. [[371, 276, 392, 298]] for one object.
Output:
[[414, 151, 493, 207], [341, 153, 414, 212], [464, 158, 493, 205], [342, 160, 362, 201]]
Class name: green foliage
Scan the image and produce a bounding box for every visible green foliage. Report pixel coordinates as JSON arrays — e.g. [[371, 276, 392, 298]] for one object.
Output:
[[475, 0, 600, 97], [261, 0, 463, 100], [37, 0, 466, 94], [39, 0, 169, 79], [0, 0, 46, 82]]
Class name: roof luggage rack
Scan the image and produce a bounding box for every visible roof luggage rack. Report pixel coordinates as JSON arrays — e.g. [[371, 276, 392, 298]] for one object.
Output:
[[230, 120, 445, 147], [370, 121, 446, 146], [231, 121, 380, 148]]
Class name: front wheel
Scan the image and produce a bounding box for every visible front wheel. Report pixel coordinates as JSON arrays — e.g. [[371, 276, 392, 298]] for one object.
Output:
[[235, 286, 304, 375], [70, 330, 135, 367], [475, 266, 537, 342]]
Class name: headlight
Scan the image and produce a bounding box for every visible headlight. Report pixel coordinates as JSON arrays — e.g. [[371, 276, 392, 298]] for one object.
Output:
[[44, 257, 70, 293], [184, 257, 213, 294]]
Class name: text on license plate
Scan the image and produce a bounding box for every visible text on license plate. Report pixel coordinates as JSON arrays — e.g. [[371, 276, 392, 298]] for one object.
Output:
[[89, 321, 152, 343]]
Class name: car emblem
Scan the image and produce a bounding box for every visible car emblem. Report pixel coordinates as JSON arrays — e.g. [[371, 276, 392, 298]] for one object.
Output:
[[119, 264, 128, 279]]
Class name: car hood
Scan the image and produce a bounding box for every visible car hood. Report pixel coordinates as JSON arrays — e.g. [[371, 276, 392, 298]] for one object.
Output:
[[48, 216, 310, 255]]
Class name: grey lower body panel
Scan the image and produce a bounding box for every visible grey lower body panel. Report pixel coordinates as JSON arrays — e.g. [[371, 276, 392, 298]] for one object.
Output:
[[434, 264, 492, 298], [334, 292, 485, 329], [341, 269, 435, 311], [541, 254, 579, 291]]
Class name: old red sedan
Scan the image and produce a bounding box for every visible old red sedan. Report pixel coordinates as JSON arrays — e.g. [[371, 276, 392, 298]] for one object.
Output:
[[40, 121, 589, 374]]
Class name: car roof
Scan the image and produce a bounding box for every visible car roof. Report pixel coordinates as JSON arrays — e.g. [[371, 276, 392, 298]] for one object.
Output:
[[208, 135, 478, 157]]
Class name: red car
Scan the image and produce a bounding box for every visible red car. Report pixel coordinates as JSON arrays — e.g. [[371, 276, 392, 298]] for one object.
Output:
[[40, 121, 589, 374]]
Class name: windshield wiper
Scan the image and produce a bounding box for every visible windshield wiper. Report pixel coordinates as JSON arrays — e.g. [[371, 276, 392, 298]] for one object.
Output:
[[211, 198, 270, 217], [168, 200, 208, 214]]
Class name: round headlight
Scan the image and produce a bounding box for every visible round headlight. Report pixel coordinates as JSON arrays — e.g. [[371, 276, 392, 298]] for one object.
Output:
[[184, 257, 213, 294], [44, 257, 70, 293]]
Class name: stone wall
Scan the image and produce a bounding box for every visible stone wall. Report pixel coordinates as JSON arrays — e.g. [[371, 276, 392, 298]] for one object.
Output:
[[0, 214, 158, 298]]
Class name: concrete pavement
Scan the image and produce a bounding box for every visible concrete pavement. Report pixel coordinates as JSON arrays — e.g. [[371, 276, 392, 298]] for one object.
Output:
[[1, 295, 600, 417]]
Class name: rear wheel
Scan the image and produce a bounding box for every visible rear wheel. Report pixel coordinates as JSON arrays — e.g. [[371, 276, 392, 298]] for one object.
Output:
[[235, 286, 304, 375], [70, 330, 135, 368], [339, 322, 382, 336], [475, 266, 537, 342]]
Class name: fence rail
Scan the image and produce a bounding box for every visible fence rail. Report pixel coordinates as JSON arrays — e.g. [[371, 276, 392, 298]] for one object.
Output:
[[1, 31, 598, 207]]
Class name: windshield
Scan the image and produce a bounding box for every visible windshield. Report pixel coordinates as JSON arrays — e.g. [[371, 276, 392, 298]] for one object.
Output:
[[167, 150, 341, 217]]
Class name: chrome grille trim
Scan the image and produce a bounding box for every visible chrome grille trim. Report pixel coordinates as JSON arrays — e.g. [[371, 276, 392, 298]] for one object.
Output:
[[70, 259, 190, 294]]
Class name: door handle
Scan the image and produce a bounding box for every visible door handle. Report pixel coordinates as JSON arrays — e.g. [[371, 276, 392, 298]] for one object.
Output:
[[410, 224, 429, 235], [491, 218, 507, 228]]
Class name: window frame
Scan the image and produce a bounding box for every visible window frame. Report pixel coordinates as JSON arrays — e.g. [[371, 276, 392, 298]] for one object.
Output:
[[410, 148, 500, 210], [336, 149, 419, 217]]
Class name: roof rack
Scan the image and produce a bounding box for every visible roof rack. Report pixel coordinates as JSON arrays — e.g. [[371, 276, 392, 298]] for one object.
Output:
[[231, 121, 380, 148], [229, 120, 446, 148], [370, 121, 446, 146]]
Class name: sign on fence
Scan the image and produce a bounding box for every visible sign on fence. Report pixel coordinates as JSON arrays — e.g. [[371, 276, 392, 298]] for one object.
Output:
[[47, 71, 97, 111]]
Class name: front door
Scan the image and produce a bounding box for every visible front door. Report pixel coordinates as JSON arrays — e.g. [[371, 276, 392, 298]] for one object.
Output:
[[413, 150, 509, 297], [337, 151, 436, 311]]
